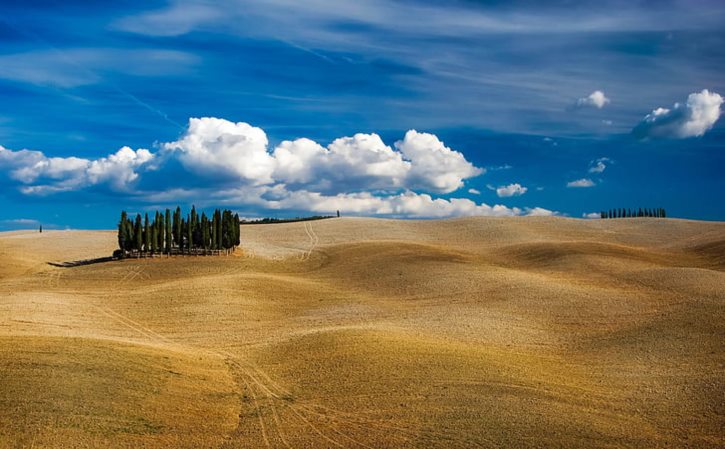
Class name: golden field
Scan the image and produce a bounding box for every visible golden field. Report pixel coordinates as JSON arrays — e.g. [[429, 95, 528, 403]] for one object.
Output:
[[0, 217, 723, 448]]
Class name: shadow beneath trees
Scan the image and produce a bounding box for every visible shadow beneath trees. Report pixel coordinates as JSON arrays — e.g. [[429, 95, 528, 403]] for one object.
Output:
[[47, 256, 117, 268]]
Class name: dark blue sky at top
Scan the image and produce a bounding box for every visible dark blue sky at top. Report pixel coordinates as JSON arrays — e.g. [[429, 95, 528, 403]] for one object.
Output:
[[0, 0, 724, 229]]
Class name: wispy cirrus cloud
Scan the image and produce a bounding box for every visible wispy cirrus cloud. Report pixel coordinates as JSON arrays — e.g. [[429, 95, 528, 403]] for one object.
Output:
[[0, 48, 198, 88]]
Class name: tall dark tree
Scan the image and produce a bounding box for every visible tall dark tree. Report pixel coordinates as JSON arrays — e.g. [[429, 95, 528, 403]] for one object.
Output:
[[165, 209, 172, 254], [151, 223, 158, 254], [215, 209, 223, 250], [201, 213, 209, 251], [134, 214, 143, 253], [234, 213, 241, 247], [186, 214, 193, 253], [222, 210, 232, 250], [190, 206, 198, 247], [157, 211, 165, 251], [144, 213, 151, 253], [118, 211, 128, 253], [125, 219, 134, 252], [179, 217, 186, 252], [173, 206, 182, 247], [211, 210, 218, 250]]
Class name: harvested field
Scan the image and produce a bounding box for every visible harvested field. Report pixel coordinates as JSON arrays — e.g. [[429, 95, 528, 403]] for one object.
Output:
[[1, 217, 723, 448]]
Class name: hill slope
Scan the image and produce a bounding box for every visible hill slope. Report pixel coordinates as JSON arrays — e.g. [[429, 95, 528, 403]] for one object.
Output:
[[1, 217, 723, 448]]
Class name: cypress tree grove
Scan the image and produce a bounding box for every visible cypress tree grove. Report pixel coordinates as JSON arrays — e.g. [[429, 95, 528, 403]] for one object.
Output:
[[598, 207, 668, 220], [115, 206, 241, 257]]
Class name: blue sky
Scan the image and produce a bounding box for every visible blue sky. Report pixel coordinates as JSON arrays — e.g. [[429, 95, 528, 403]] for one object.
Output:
[[1, 0, 724, 229]]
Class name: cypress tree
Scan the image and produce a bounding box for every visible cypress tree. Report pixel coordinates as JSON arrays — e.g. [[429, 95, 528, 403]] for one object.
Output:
[[118, 211, 128, 253], [144, 213, 151, 253], [179, 217, 186, 252], [211, 211, 218, 250], [151, 223, 157, 254], [190, 206, 197, 248], [201, 213, 209, 251], [165, 209, 172, 254], [234, 213, 240, 247], [186, 214, 193, 253], [126, 220, 134, 252], [173, 206, 182, 247], [134, 214, 143, 254], [215, 209, 223, 250], [157, 211, 164, 250], [222, 210, 231, 249]]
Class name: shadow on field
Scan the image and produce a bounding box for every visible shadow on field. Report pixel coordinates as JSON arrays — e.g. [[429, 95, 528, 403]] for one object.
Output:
[[47, 257, 117, 268]]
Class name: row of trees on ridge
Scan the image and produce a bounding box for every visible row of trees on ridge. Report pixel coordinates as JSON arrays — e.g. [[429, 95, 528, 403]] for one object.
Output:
[[599, 208, 666, 219], [117, 206, 240, 257]]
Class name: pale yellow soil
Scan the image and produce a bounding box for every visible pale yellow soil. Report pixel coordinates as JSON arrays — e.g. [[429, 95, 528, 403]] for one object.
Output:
[[0, 217, 723, 448]]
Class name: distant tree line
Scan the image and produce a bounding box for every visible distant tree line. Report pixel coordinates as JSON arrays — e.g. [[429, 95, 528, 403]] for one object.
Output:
[[600, 208, 666, 219], [240, 215, 334, 225], [116, 206, 240, 258]]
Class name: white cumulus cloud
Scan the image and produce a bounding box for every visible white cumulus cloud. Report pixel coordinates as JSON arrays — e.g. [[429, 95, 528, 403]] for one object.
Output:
[[583, 212, 601, 219], [633, 89, 723, 139], [495, 183, 527, 197], [395, 130, 483, 193], [272, 189, 553, 218], [576, 90, 610, 109], [0, 144, 152, 194], [163, 117, 275, 184], [567, 178, 595, 188], [0, 117, 559, 219], [162, 119, 482, 195]]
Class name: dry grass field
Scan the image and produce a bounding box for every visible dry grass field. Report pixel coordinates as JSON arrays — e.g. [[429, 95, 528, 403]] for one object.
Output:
[[0, 217, 723, 448]]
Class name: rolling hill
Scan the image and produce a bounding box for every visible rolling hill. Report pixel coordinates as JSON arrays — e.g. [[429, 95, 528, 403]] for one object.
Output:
[[1, 217, 723, 448]]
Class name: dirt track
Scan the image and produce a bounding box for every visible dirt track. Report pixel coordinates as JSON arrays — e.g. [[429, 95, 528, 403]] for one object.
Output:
[[0, 217, 723, 448]]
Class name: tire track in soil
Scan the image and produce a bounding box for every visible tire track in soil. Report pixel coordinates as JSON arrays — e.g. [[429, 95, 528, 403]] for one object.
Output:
[[73, 294, 353, 449]]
